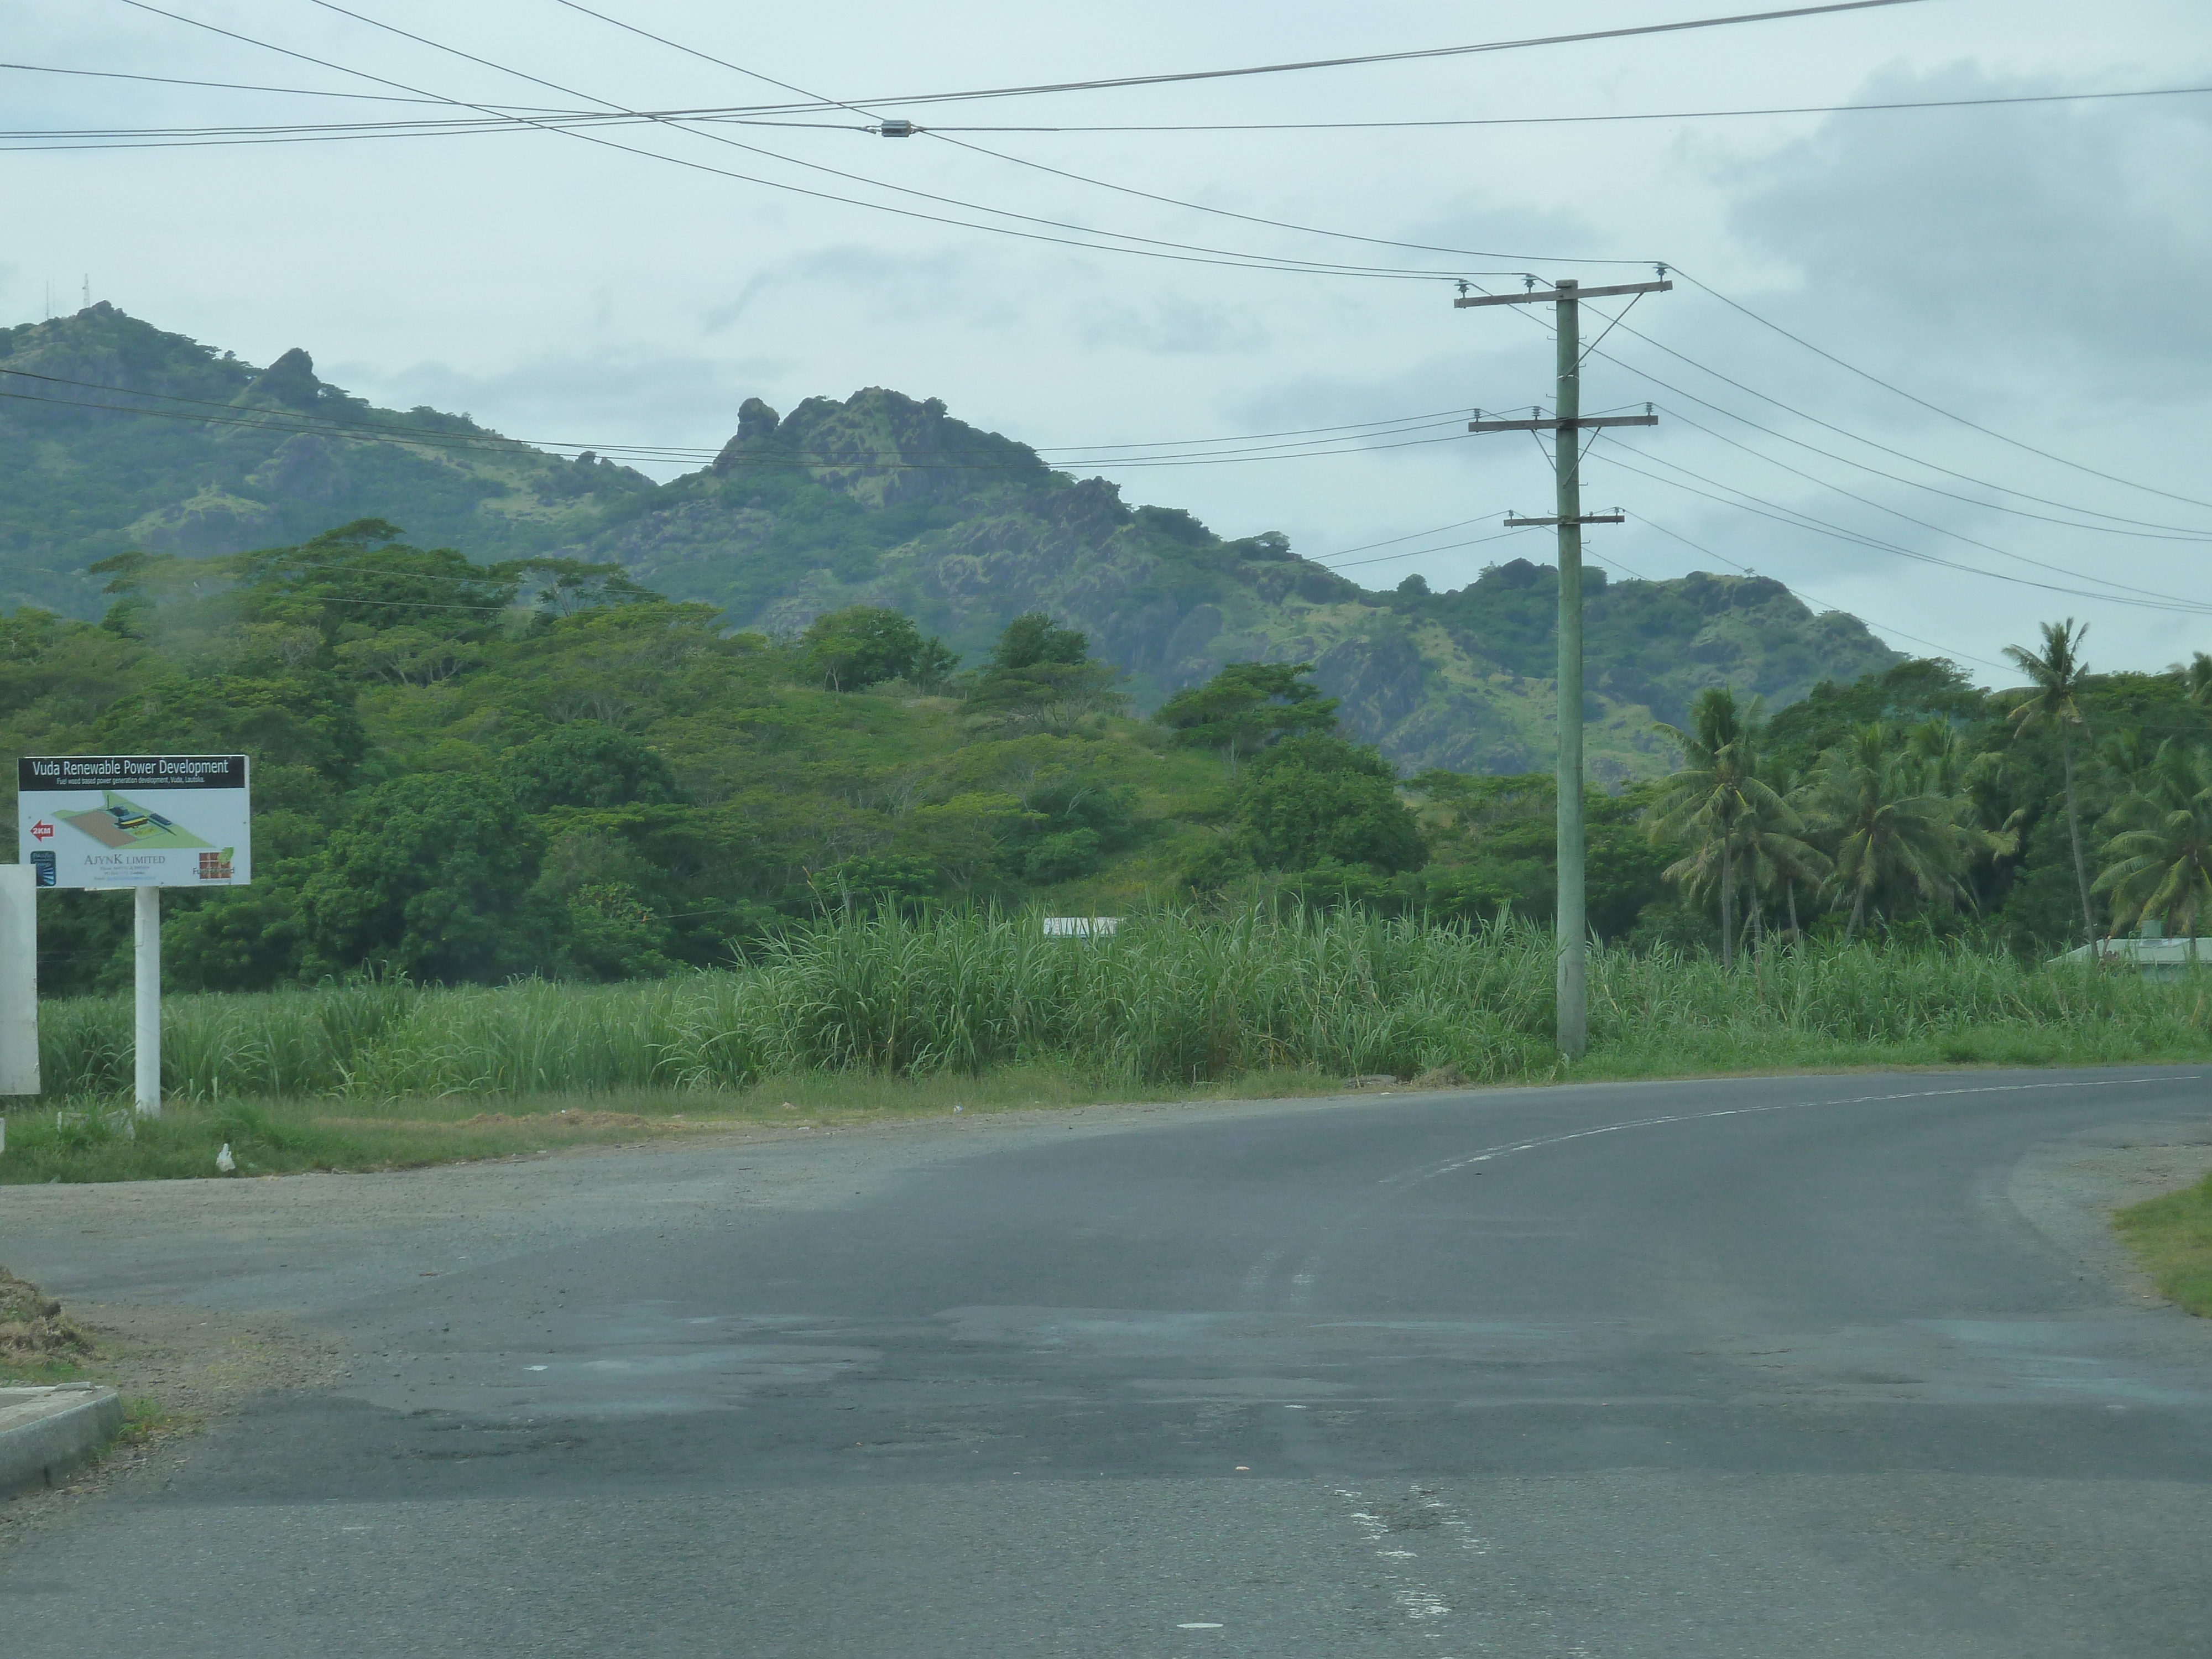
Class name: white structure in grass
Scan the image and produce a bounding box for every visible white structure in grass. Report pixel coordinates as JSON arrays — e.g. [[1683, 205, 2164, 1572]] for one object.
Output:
[[1042, 917, 1120, 939], [2052, 920, 2209, 979], [0, 864, 34, 1151]]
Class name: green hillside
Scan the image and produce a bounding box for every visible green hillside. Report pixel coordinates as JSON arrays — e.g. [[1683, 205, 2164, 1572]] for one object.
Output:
[[0, 522, 1678, 996], [0, 305, 1902, 776]]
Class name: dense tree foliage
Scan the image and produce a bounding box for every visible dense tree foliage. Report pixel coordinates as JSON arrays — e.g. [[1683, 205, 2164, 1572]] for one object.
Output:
[[1156, 661, 1338, 773], [2, 507, 2199, 990], [1635, 625, 2212, 955], [1238, 735, 1427, 875], [966, 612, 1127, 728], [799, 605, 957, 692]]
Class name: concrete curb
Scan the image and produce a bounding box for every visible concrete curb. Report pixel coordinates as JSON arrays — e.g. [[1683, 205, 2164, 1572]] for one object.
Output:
[[0, 1385, 124, 1498]]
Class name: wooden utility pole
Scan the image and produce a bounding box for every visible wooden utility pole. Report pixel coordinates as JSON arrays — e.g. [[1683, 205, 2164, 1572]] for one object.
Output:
[[1455, 274, 1670, 1056]]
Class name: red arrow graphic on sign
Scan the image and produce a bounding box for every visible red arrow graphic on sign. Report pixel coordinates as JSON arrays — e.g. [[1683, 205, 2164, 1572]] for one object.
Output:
[[30, 820, 53, 842]]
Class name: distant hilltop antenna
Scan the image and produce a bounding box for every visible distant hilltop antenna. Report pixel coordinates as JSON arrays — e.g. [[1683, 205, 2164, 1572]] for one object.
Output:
[[81, 274, 89, 309]]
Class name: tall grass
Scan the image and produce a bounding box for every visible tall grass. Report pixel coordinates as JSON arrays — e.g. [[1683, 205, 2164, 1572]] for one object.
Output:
[[26, 909, 2212, 1106]]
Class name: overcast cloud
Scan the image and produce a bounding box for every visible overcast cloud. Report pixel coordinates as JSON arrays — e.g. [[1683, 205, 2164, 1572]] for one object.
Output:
[[6, 0, 2209, 681]]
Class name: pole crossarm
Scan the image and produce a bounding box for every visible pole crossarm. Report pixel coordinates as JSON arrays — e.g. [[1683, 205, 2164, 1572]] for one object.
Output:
[[1454, 279, 1671, 307], [1504, 513, 1625, 527], [1469, 414, 1656, 432]]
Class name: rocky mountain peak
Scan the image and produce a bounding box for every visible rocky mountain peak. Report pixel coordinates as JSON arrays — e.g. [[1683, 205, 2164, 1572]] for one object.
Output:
[[241, 347, 322, 413]]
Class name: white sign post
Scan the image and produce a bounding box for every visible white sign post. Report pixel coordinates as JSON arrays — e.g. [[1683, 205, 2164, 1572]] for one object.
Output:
[[18, 755, 252, 1119], [0, 866, 37, 1150]]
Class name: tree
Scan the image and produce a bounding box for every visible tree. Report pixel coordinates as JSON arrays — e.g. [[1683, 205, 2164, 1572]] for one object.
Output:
[[999, 774, 1139, 884], [1735, 786, 1829, 953], [990, 612, 1088, 672], [1906, 717, 2022, 906], [2185, 651, 2212, 716], [799, 605, 956, 692], [1811, 722, 1971, 941], [1645, 687, 1800, 966], [505, 722, 680, 811], [1237, 734, 1425, 874], [966, 612, 1125, 726], [2093, 740, 2212, 942], [298, 773, 546, 982], [2004, 619, 2096, 944], [2095, 726, 2157, 804], [1156, 661, 1339, 774]]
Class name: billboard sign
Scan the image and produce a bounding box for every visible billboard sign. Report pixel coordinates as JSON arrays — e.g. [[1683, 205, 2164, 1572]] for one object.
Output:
[[17, 755, 251, 890]]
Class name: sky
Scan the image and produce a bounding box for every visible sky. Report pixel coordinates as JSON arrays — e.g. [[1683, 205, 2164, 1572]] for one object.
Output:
[[6, 0, 2210, 684]]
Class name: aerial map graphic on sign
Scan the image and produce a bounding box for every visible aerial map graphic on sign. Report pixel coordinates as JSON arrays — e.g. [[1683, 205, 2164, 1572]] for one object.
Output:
[[61, 791, 213, 850], [18, 755, 251, 889]]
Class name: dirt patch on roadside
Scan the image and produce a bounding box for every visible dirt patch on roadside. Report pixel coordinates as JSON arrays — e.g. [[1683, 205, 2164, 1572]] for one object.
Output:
[[67, 1301, 342, 1419], [0, 1267, 97, 1370]]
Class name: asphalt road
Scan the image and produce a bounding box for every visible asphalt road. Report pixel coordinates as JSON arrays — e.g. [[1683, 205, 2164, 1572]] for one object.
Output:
[[6, 1067, 2212, 1657]]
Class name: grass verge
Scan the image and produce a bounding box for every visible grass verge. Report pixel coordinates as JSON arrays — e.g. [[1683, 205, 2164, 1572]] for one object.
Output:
[[8, 1019, 2210, 1187], [0, 1063, 1348, 1184], [2115, 1172, 2212, 1316]]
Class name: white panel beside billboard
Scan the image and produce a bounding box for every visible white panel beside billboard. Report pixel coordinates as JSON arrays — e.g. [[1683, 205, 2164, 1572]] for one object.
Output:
[[18, 754, 251, 890]]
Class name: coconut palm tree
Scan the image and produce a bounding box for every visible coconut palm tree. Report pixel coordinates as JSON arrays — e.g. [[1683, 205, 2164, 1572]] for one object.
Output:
[[1647, 687, 1802, 967], [1738, 796, 1830, 953], [2003, 619, 2096, 945], [2097, 726, 2157, 803], [1767, 761, 1829, 940], [1811, 722, 1971, 942], [2185, 651, 2212, 716], [1905, 717, 2023, 905], [2094, 740, 2212, 946]]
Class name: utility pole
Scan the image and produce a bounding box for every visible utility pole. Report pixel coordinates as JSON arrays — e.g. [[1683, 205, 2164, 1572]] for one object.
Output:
[[1456, 274, 1670, 1056]]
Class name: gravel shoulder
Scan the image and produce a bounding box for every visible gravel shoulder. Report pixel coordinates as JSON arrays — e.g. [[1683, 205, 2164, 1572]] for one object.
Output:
[[2004, 1114, 2212, 1306]]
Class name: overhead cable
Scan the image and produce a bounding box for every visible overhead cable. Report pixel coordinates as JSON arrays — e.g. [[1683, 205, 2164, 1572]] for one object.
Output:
[[1588, 440, 2212, 615], [878, 84, 2212, 132], [111, 0, 1489, 283], [1665, 266, 2212, 513], [1631, 512, 2010, 671], [0, 373, 1476, 471], [1585, 344, 2212, 539], [555, 2, 1932, 118]]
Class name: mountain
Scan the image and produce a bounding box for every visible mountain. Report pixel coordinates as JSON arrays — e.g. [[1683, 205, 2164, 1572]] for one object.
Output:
[[0, 306, 1901, 777]]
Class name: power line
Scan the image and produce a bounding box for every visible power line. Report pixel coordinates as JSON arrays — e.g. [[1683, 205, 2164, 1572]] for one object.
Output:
[[111, 0, 1482, 284], [1597, 440, 2212, 614], [0, 363, 1470, 460], [31, 78, 2201, 149], [1318, 523, 1536, 571], [880, 83, 2212, 133], [1665, 266, 2212, 513], [0, 59, 559, 106], [291, 0, 1548, 285], [1647, 402, 2212, 607], [584, 2, 1933, 118], [552, 1, 1640, 273], [1588, 344, 2212, 539], [1453, 267, 2206, 531], [1588, 439, 2212, 615], [1630, 512, 2010, 672], [20, 2, 1929, 128], [0, 378, 1478, 472], [1307, 514, 1504, 562]]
